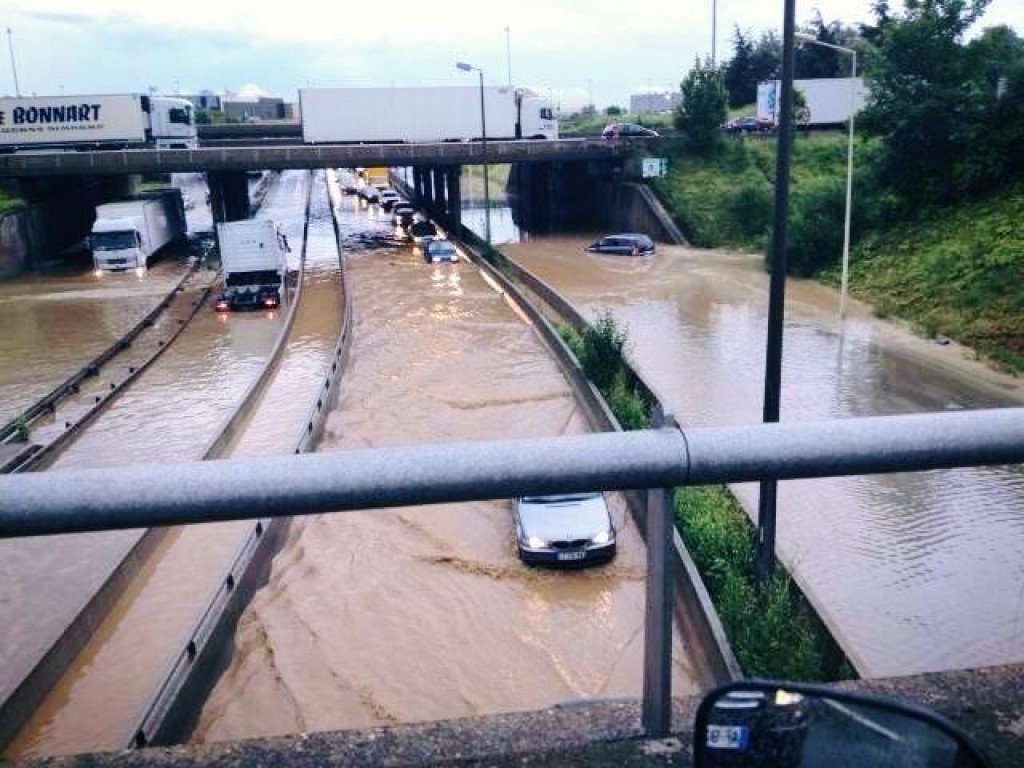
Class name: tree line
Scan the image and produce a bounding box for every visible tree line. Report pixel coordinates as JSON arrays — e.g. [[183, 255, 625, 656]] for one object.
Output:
[[674, 0, 1024, 209]]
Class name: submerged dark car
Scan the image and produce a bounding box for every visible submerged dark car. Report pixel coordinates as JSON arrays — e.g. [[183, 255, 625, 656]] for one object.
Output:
[[513, 493, 616, 566], [585, 233, 655, 256]]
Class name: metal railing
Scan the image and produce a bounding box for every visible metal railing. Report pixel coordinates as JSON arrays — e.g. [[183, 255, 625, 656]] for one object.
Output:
[[2, 407, 1022, 737]]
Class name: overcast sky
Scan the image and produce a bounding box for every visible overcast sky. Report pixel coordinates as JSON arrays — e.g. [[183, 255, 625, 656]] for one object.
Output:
[[3, 0, 1022, 108]]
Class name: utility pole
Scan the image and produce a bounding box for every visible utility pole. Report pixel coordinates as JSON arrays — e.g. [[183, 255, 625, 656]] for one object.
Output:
[[505, 26, 512, 87], [6, 27, 21, 97], [755, 0, 797, 582]]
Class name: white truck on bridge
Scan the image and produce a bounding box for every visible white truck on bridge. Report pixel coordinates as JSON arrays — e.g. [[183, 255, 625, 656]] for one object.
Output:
[[214, 219, 289, 312], [0, 93, 198, 151], [757, 77, 868, 126], [299, 86, 558, 143], [90, 190, 187, 273]]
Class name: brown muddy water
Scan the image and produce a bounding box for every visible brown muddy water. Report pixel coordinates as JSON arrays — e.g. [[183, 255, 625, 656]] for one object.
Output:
[[505, 236, 1024, 679], [190, 187, 701, 745], [2, 171, 317, 759]]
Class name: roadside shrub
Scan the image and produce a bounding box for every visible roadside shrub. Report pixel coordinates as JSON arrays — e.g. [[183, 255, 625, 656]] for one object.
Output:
[[579, 311, 627, 392], [725, 181, 772, 240], [787, 179, 846, 276]]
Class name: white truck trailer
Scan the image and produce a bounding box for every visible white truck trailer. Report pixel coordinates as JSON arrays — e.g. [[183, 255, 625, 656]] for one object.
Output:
[[213, 219, 289, 312], [757, 78, 868, 126], [90, 189, 187, 273], [300, 86, 558, 143], [0, 93, 198, 151]]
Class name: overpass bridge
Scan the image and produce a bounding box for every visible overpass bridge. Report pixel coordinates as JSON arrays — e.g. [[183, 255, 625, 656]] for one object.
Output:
[[0, 138, 633, 225]]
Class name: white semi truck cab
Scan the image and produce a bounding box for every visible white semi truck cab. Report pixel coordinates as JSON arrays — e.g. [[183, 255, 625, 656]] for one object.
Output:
[[214, 219, 290, 312], [90, 189, 187, 273]]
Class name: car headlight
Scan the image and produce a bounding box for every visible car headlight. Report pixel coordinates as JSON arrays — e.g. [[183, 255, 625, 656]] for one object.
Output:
[[526, 536, 548, 549], [774, 689, 803, 706], [591, 530, 613, 545]]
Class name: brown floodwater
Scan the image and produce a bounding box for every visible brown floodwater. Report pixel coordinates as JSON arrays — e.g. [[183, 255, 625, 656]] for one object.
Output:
[[504, 236, 1024, 679], [2, 171, 320, 759], [191, 186, 700, 745]]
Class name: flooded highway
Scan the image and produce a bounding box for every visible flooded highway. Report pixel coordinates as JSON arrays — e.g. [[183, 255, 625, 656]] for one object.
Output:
[[503, 236, 1024, 679], [191, 186, 701, 745], [2, 171, 314, 759]]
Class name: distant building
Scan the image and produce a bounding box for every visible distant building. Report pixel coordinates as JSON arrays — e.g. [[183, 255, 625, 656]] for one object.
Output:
[[222, 96, 287, 122], [182, 90, 222, 111], [630, 91, 681, 114]]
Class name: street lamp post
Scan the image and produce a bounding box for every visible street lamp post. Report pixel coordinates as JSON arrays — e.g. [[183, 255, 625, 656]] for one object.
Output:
[[456, 61, 492, 245], [6, 27, 21, 97], [795, 33, 857, 324]]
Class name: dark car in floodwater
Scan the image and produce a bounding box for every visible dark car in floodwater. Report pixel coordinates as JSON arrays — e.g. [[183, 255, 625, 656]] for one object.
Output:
[[585, 233, 655, 256]]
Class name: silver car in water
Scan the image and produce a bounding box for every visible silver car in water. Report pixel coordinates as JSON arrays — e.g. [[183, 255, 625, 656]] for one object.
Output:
[[513, 493, 616, 566]]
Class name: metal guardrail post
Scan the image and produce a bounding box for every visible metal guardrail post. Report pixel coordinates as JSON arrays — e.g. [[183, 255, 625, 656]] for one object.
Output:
[[642, 405, 674, 737]]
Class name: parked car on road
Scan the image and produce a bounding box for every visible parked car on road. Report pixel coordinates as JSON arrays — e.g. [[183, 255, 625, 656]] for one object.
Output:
[[585, 233, 655, 256], [724, 115, 773, 134], [392, 203, 417, 227], [409, 219, 438, 243], [422, 238, 459, 263], [357, 185, 380, 204], [379, 189, 403, 210], [602, 122, 659, 139], [513, 493, 616, 566]]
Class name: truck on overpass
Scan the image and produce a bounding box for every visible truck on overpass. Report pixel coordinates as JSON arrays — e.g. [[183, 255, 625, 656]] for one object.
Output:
[[299, 86, 558, 143]]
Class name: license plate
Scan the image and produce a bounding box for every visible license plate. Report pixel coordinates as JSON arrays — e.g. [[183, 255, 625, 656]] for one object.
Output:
[[706, 725, 749, 750], [557, 551, 587, 562]]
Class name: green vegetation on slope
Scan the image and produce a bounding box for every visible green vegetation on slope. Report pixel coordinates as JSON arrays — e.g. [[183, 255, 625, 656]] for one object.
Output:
[[833, 183, 1024, 372]]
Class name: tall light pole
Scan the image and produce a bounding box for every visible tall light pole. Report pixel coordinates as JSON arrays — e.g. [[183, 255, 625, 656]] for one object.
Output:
[[6, 27, 21, 97], [456, 62, 491, 245], [711, 0, 718, 66], [795, 33, 858, 324], [505, 26, 512, 87]]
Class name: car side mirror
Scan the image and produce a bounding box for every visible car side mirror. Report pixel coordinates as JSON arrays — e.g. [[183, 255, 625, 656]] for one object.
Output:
[[694, 680, 992, 768]]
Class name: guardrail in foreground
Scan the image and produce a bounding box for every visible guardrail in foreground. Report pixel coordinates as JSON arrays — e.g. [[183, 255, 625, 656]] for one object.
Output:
[[2, 408, 1022, 738]]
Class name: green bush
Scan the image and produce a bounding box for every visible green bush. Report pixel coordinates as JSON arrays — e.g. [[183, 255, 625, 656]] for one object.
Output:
[[725, 182, 773, 241], [673, 486, 852, 680], [579, 311, 627, 392]]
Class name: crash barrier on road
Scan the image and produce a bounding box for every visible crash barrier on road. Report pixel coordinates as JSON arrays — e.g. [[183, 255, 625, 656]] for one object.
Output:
[[126, 170, 314, 748], [3, 417, 1022, 741], [0, 268, 218, 749], [458, 230, 742, 690], [248, 170, 276, 215], [0, 258, 199, 458], [0, 176, 291, 753], [126, 170, 354, 748]]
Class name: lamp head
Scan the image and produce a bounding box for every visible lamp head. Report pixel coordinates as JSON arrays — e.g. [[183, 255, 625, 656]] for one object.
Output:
[[456, 62, 472, 72]]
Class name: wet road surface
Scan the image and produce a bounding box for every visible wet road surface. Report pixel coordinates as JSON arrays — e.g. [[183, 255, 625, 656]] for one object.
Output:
[[2, 171, 314, 759], [191, 188, 701, 745]]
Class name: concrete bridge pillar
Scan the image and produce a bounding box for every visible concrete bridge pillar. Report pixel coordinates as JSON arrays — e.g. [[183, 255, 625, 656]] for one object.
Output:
[[207, 171, 250, 223], [444, 168, 461, 231]]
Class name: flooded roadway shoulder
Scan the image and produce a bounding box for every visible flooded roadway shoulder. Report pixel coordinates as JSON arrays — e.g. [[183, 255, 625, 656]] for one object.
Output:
[[0, 171, 319, 759]]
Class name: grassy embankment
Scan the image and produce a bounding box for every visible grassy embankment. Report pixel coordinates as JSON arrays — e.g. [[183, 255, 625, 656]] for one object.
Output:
[[648, 131, 1024, 374], [555, 315, 852, 681]]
